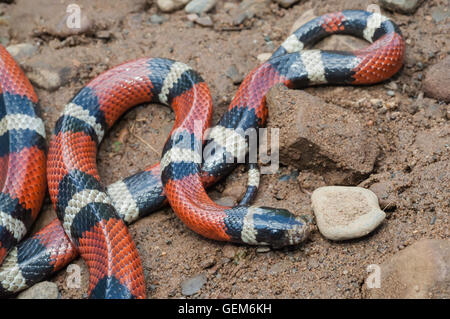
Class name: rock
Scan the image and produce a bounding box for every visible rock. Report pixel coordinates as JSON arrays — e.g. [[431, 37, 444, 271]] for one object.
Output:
[[17, 281, 60, 299], [215, 196, 237, 207], [256, 52, 271, 62], [150, 14, 166, 24], [225, 65, 243, 84], [201, 257, 216, 269], [424, 103, 446, 120], [275, 0, 301, 8], [232, 0, 271, 25], [95, 30, 111, 39], [27, 68, 63, 91], [289, 9, 316, 34], [222, 179, 246, 200], [6, 43, 37, 61], [268, 261, 289, 275], [222, 244, 236, 259], [186, 13, 198, 21], [423, 56, 450, 102], [387, 90, 396, 97], [185, 0, 217, 14], [379, 0, 424, 14], [24, 53, 77, 91], [369, 181, 396, 209], [311, 186, 386, 241], [256, 247, 271, 253], [181, 273, 207, 296], [431, 7, 450, 23], [157, 0, 189, 12], [364, 239, 450, 298], [266, 84, 380, 185], [194, 15, 213, 27], [45, 12, 93, 38], [0, 36, 9, 47]]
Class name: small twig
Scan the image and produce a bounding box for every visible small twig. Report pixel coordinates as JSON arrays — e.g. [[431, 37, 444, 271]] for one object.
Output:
[[133, 133, 160, 155]]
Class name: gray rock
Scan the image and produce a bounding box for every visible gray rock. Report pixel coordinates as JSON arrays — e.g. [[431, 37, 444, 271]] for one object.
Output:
[[24, 54, 76, 91], [6, 43, 37, 61], [150, 14, 166, 24], [431, 7, 450, 23], [275, 0, 301, 8], [17, 281, 60, 299], [423, 56, 450, 102], [181, 273, 207, 296], [424, 103, 446, 120], [379, 0, 424, 14], [369, 181, 397, 209], [225, 65, 243, 84], [201, 257, 216, 269], [266, 84, 380, 185], [95, 30, 111, 39], [185, 0, 217, 14], [194, 15, 213, 27], [232, 0, 271, 25], [0, 36, 9, 47], [364, 239, 450, 298], [311, 186, 386, 241], [157, 0, 189, 12]]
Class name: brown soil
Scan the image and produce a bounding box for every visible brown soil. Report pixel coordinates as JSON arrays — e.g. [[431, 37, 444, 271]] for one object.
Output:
[[1, 0, 448, 299]]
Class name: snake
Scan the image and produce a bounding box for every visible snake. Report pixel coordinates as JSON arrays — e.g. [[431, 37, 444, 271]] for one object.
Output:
[[0, 10, 405, 298]]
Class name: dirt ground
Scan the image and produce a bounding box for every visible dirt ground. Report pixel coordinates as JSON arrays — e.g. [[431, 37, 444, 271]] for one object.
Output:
[[1, 0, 448, 298]]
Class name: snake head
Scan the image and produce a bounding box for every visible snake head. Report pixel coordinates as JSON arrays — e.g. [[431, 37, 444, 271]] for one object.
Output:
[[240, 206, 312, 248]]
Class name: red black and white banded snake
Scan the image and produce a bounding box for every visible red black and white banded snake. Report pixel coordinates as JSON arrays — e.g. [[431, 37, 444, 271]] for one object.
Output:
[[0, 10, 405, 298]]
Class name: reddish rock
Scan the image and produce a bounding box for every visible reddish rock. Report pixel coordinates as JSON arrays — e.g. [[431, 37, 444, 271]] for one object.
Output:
[[423, 56, 450, 102], [364, 239, 450, 298], [266, 84, 380, 185]]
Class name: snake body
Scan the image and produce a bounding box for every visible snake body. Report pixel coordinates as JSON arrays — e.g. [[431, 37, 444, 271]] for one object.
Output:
[[0, 11, 405, 298], [0, 46, 47, 266]]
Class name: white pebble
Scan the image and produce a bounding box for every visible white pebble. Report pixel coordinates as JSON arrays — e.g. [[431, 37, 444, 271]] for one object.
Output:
[[311, 186, 386, 241]]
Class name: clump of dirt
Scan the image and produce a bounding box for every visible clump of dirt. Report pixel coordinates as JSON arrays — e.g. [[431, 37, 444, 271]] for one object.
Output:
[[1, 0, 448, 299]]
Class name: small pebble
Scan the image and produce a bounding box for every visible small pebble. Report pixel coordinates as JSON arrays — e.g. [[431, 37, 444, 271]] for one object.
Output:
[[6, 43, 37, 61], [256, 247, 271, 253], [181, 273, 207, 296], [387, 90, 395, 97], [201, 257, 216, 269], [275, 0, 301, 8], [257, 52, 271, 62], [431, 7, 449, 23], [185, 0, 217, 14], [223, 244, 236, 258], [379, 0, 424, 14], [17, 281, 60, 299], [95, 30, 111, 39], [186, 13, 199, 22], [194, 15, 213, 27], [157, 0, 189, 13], [150, 14, 166, 24], [311, 186, 386, 241], [225, 65, 243, 84]]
